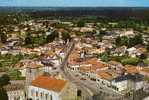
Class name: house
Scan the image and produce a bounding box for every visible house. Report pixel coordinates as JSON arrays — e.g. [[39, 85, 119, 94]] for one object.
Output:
[[85, 23, 95, 28], [28, 75, 77, 100], [120, 29, 134, 37], [140, 67, 149, 76], [83, 58, 108, 70], [97, 42, 114, 49], [124, 65, 139, 74], [136, 47, 147, 56], [127, 47, 147, 57], [108, 61, 124, 74], [0, 46, 9, 55], [16, 60, 44, 78], [111, 74, 144, 92], [127, 47, 137, 57], [68, 51, 81, 71], [69, 57, 109, 80], [78, 58, 108, 79], [143, 96, 149, 100], [61, 21, 73, 26], [79, 65, 96, 79], [4, 81, 25, 100], [96, 70, 114, 87], [113, 29, 134, 37], [80, 27, 94, 33], [108, 60, 123, 69], [89, 48, 105, 54], [41, 59, 57, 73], [114, 46, 127, 56]]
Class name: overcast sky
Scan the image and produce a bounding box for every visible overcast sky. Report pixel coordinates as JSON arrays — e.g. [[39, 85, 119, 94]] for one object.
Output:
[[0, 0, 149, 7]]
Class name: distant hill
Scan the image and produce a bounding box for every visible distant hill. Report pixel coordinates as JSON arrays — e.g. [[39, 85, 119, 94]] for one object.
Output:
[[1, 7, 149, 24]]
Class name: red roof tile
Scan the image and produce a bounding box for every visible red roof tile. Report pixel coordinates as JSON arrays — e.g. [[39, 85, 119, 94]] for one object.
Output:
[[32, 75, 67, 92]]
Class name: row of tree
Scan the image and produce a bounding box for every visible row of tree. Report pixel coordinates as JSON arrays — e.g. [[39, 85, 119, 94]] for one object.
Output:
[[115, 34, 143, 47], [0, 32, 7, 43], [0, 74, 10, 100], [25, 31, 71, 48]]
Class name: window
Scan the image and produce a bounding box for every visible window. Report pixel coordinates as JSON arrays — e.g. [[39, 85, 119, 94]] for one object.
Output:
[[36, 91, 38, 97], [31, 89, 34, 96], [45, 94, 48, 100], [50, 95, 52, 100], [29, 69, 32, 73], [40, 92, 43, 99], [17, 97, 20, 100]]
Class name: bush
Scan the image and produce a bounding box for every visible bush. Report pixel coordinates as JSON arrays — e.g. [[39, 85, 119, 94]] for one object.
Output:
[[0, 74, 10, 86], [77, 20, 85, 27], [121, 57, 139, 65], [7, 69, 24, 80]]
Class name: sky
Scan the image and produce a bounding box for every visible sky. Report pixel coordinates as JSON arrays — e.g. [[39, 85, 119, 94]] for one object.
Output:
[[0, 0, 149, 7]]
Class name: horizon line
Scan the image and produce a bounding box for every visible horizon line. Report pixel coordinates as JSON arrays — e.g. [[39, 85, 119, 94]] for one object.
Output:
[[1, 6, 149, 8]]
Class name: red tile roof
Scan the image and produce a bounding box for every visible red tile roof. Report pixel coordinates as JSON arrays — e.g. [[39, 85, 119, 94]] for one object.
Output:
[[32, 75, 67, 92], [124, 65, 139, 74], [81, 58, 108, 69], [141, 67, 149, 74], [97, 70, 113, 80]]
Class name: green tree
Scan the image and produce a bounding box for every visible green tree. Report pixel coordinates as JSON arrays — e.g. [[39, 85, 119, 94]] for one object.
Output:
[[0, 63, 2, 67], [136, 34, 143, 44], [46, 31, 59, 43], [77, 20, 85, 27], [76, 32, 84, 37], [62, 32, 71, 43], [129, 34, 143, 47], [115, 36, 121, 46], [0, 33, 7, 43], [99, 52, 110, 62], [121, 57, 139, 65], [139, 53, 147, 60], [115, 36, 129, 46], [0, 74, 9, 100], [147, 43, 149, 52], [7, 69, 22, 80], [0, 74, 10, 86], [25, 33, 32, 45], [0, 88, 8, 100], [96, 34, 103, 42], [100, 30, 106, 35]]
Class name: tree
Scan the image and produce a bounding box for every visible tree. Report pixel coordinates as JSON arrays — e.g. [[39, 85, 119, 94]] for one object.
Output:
[[0, 63, 2, 67], [135, 34, 143, 44], [115, 36, 121, 46], [76, 32, 84, 37], [61, 32, 71, 43], [129, 34, 143, 47], [100, 30, 106, 35], [139, 53, 147, 60], [115, 36, 129, 46], [25, 33, 32, 45], [0, 33, 7, 43], [7, 69, 22, 80], [96, 34, 103, 42], [0, 88, 8, 100], [121, 57, 139, 65], [0, 74, 9, 100], [46, 31, 59, 43], [0, 74, 10, 87], [77, 20, 85, 27], [147, 44, 149, 52], [99, 52, 110, 62]]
